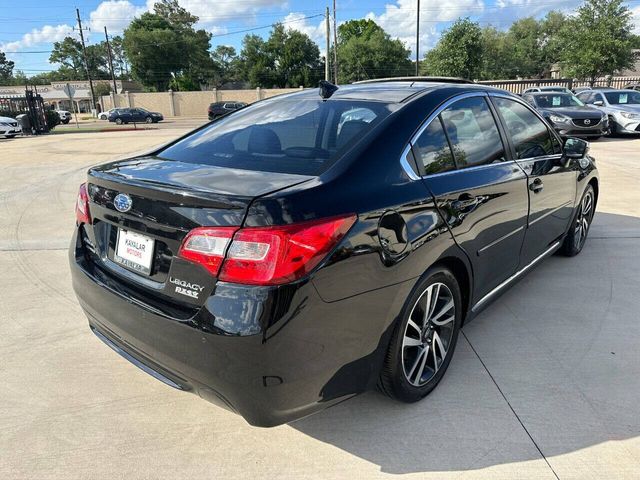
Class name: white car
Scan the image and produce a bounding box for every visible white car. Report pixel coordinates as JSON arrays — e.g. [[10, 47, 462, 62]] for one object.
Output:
[[98, 109, 115, 120], [56, 110, 72, 124], [0, 116, 22, 138], [577, 89, 640, 135]]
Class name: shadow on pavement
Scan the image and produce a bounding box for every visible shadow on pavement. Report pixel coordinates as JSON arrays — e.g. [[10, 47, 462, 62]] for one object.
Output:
[[290, 212, 640, 475]]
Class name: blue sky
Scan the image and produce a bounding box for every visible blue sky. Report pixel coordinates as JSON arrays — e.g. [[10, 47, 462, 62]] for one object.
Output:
[[1, 0, 639, 77]]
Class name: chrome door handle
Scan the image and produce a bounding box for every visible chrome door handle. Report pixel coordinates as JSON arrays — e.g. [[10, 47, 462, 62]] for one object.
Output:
[[529, 178, 544, 193]]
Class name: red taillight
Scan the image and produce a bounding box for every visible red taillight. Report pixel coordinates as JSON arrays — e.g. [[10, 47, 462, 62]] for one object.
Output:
[[76, 183, 91, 225], [178, 227, 237, 276], [178, 214, 357, 285]]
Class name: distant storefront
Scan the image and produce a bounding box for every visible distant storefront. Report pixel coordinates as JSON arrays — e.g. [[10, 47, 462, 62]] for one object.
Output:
[[0, 80, 141, 113]]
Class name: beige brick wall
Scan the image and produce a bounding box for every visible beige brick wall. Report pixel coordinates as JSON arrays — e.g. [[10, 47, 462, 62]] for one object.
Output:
[[100, 88, 304, 117]]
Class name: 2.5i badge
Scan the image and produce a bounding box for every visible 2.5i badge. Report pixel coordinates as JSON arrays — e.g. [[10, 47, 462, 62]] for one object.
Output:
[[169, 277, 205, 299]]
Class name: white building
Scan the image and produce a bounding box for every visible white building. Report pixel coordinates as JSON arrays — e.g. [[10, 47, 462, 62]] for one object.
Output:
[[0, 80, 141, 112]]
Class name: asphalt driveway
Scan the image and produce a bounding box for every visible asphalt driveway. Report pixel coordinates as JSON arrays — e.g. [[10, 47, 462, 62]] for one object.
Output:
[[1, 125, 638, 479]]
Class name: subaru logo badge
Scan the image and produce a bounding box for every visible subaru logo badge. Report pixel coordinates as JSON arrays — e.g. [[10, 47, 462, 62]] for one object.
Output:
[[114, 193, 132, 213], [584, 119, 591, 125]]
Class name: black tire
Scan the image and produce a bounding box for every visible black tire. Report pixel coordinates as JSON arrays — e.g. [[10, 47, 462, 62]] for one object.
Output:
[[145, 116, 153, 124], [379, 267, 463, 402], [560, 184, 595, 257], [608, 117, 617, 136], [590, 136, 601, 141], [115, 118, 123, 125], [63, 119, 70, 124]]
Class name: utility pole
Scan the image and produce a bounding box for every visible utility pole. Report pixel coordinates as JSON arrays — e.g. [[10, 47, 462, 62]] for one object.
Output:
[[325, 7, 330, 81], [415, 0, 420, 76], [333, 0, 338, 84], [75, 8, 96, 113], [104, 26, 118, 95]]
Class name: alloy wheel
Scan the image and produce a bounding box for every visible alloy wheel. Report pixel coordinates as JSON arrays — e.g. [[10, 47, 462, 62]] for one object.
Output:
[[574, 190, 594, 250], [402, 282, 456, 387]]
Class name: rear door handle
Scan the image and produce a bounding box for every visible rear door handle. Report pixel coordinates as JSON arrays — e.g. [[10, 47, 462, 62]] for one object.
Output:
[[529, 178, 544, 193]]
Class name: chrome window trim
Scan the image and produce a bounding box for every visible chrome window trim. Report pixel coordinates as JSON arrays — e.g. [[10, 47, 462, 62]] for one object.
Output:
[[400, 144, 421, 180]]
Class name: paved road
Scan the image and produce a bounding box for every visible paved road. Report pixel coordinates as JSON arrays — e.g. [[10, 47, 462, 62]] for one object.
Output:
[[1, 125, 638, 479]]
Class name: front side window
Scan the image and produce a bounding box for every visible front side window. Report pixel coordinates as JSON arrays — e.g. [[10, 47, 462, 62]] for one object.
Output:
[[440, 96, 506, 168], [158, 99, 397, 175], [493, 97, 554, 159], [413, 117, 455, 175]]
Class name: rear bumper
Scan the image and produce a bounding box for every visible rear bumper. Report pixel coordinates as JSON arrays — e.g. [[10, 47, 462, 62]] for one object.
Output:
[[70, 229, 406, 426]]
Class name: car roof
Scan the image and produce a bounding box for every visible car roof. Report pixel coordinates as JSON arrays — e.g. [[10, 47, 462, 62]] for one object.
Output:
[[528, 91, 571, 95], [278, 81, 504, 104]]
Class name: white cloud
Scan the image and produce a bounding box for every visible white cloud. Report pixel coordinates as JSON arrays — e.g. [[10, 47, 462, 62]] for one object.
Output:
[[282, 12, 328, 55], [632, 6, 640, 34], [89, 1, 147, 33], [0, 24, 74, 53], [366, 0, 484, 58], [146, 0, 286, 29]]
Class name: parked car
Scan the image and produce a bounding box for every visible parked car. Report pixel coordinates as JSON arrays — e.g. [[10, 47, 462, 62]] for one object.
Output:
[[0, 116, 21, 138], [108, 107, 163, 124], [576, 89, 640, 135], [208, 101, 246, 120], [522, 86, 572, 95], [70, 80, 599, 427], [522, 91, 608, 138], [56, 110, 72, 124], [622, 83, 640, 92], [98, 108, 116, 120]]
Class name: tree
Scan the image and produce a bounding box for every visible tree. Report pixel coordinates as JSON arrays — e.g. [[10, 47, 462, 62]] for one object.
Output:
[[238, 34, 275, 87], [334, 19, 412, 83], [506, 17, 544, 78], [423, 18, 483, 80], [0, 51, 15, 83], [560, 0, 636, 84], [210, 45, 239, 87], [267, 24, 322, 87], [238, 25, 322, 88], [480, 26, 510, 79], [123, 0, 213, 91], [48, 37, 109, 80]]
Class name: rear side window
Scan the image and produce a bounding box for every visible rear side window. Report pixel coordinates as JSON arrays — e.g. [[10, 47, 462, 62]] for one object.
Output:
[[413, 117, 455, 175], [158, 99, 396, 175], [440, 96, 506, 168], [493, 97, 554, 159]]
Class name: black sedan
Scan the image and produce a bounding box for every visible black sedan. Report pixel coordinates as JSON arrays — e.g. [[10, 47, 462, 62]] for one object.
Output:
[[70, 80, 598, 426], [522, 92, 608, 138], [108, 107, 163, 124]]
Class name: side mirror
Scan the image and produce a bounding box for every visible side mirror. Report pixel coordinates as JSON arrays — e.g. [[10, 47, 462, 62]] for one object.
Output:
[[593, 100, 604, 106], [562, 137, 590, 168]]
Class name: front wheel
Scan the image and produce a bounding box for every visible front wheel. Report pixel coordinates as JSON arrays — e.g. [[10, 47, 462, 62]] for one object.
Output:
[[145, 116, 153, 124], [379, 267, 462, 402], [560, 185, 595, 257], [115, 118, 123, 125]]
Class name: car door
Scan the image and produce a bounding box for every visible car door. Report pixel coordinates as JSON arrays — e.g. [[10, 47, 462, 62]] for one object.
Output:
[[491, 95, 576, 266], [415, 93, 529, 301]]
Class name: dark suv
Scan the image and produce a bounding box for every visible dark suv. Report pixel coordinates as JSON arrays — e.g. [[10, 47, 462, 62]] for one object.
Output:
[[208, 101, 246, 120], [70, 79, 598, 427]]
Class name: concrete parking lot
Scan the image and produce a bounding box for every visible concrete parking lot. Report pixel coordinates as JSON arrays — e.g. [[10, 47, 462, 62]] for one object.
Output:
[[1, 122, 638, 479]]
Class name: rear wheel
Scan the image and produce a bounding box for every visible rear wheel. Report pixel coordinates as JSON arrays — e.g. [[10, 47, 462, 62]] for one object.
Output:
[[380, 267, 462, 402], [561, 185, 595, 257]]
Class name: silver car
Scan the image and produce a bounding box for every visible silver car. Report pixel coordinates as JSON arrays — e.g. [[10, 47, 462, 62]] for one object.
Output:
[[576, 89, 640, 135]]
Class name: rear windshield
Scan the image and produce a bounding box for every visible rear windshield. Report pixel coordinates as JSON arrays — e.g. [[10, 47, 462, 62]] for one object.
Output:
[[604, 91, 640, 105], [158, 98, 397, 175]]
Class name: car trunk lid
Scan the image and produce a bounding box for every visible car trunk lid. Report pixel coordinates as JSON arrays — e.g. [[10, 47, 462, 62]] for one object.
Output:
[[81, 156, 313, 309]]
